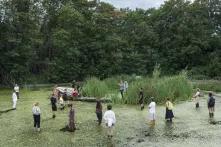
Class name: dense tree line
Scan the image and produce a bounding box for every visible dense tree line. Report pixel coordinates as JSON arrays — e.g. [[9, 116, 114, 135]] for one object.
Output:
[[0, 0, 220, 85]]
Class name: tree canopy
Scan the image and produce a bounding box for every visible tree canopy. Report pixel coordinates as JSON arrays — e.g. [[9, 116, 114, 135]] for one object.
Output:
[[0, 0, 220, 85]]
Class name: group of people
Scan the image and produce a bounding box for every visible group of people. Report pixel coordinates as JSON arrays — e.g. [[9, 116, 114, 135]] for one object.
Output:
[[9, 83, 216, 137], [32, 94, 116, 136], [147, 97, 174, 128], [95, 101, 116, 138], [192, 88, 216, 118], [147, 88, 216, 128], [32, 93, 76, 132], [48, 85, 116, 135]]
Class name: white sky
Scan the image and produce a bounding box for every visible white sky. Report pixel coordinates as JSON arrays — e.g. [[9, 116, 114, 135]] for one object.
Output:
[[101, 0, 167, 9]]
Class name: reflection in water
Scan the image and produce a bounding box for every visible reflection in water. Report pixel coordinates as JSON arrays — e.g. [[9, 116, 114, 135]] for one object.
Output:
[[164, 121, 174, 137], [107, 139, 115, 147]]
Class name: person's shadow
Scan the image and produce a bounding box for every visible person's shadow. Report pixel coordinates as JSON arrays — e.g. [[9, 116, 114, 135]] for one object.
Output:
[[0, 108, 15, 115]]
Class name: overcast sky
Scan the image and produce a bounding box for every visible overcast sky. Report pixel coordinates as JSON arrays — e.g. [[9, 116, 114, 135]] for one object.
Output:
[[101, 0, 166, 10]]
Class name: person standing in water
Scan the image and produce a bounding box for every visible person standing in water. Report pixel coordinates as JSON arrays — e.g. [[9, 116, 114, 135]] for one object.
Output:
[[138, 88, 144, 110], [103, 104, 116, 138], [60, 104, 76, 132], [12, 90, 17, 110], [193, 88, 200, 108], [165, 98, 174, 122], [32, 102, 41, 132], [68, 104, 76, 132], [148, 97, 156, 127], [14, 84, 19, 99], [208, 92, 215, 118], [124, 81, 128, 93], [50, 94, 57, 118], [119, 80, 124, 98], [95, 100, 103, 125]]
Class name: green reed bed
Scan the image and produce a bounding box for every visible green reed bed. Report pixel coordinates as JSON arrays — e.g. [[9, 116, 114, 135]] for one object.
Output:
[[192, 80, 221, 92], [82, 71, 193, 104]]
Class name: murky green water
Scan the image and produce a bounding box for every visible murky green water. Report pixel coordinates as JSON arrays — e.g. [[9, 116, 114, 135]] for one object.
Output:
[[0, 89, 220, 147]]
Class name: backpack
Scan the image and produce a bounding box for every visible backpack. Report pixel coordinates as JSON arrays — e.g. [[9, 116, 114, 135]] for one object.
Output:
[[209, 97, 215, 107]]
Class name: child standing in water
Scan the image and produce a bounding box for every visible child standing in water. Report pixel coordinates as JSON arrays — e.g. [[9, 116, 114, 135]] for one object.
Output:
[[50, 94, 57, 118], [148, 97, 156, 127], [103, 104, 116, 138], [193, 88, 200, 108], [118, 80, 124, 98], [68, 104, 76, 132], [32, 102, 41, 132], [165, 98, 174, 122], [95, 100, 103, 125], [208, 92, 215, 118], [138, 88, 144, 110], [60, 104, 76, 132]]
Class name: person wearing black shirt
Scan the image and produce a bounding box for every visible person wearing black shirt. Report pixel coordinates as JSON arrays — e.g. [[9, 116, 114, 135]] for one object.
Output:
[[51, 94, 57, 118], [208, 92, 215, 118]]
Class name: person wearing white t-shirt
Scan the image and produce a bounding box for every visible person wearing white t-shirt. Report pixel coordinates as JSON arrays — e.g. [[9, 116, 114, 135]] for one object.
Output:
[[32, 102, 41, 132], [148, 98, 156, 127], [14, 84, 20, 99], [12, 90, 17, 110], [103, 105, 116, 138], [193, 88, 200, 108]]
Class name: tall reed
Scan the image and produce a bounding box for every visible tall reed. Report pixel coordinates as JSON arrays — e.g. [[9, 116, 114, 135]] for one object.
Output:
[[82, 77, 109, 98]]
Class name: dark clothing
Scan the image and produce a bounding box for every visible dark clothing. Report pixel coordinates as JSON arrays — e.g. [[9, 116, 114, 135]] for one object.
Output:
[[96, 112, 102, 125], [96, 102, 102, 125], [16, 92, 19, 99], [120, 90, 124, 98], [63, 93, 68, 101], [138, 90, 144, 104], [165, 108, 174, 120], [196, 103, 199, 108], [33, 114, 40, 128], [208, 96, 215, 108], [52, 105, 57, 111], [51, 96, 57, 111], [68, 108, 76, 132], [139, 90, 144, 110]]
